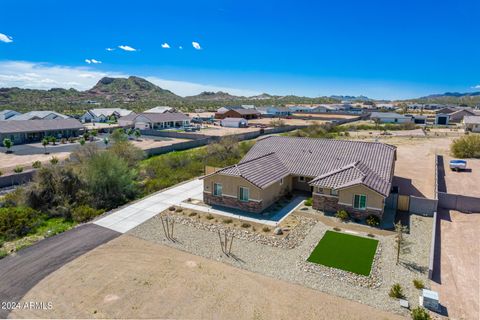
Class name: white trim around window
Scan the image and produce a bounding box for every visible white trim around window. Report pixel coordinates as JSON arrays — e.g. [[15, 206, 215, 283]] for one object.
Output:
[[213, 183, 222, 196], [239, 187, 250, 202]]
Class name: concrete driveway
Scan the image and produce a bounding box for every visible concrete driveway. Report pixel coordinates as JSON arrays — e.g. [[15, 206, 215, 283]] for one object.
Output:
[[95, 179, 203, 233]]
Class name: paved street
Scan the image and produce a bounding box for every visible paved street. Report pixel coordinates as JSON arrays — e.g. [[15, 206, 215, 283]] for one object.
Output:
[[94, 179, 204, 233], [0, 224, 119, 319]]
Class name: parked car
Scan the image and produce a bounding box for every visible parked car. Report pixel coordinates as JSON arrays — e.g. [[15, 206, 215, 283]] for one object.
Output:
[[449, 159, 467, 171]]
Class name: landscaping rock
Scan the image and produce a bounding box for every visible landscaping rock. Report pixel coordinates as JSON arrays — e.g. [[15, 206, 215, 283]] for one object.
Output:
[[274, 227, 283, 235]]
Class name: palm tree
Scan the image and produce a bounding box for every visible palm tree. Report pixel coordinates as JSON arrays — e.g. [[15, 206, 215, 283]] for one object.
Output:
[[3, 138, 13, 153], [42, 138, 49, 154]]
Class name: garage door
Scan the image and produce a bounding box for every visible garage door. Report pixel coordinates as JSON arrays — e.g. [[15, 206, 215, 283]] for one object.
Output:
[[397, 195, 410, 211]]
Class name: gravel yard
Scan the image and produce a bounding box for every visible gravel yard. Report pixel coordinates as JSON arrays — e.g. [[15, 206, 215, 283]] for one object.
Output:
[[130, 210, 433, 316]]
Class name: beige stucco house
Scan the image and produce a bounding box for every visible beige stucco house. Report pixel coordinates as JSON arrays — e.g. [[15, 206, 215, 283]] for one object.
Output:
[[202, 136, 396, 219]]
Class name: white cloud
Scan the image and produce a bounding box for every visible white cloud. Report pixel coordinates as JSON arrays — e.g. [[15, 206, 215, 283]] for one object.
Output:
[[192, 41, 201, 50], [0, 60, 259, 97], [118, 45, 137, 52], [85, 59, 102, 64], [179, 46, 183, 50], [161, 43, 170, 49], [0, 33, 13, 43], [85, 59, 91, 64], [106, 47, 115, 51], [472, 84, 480, 89]]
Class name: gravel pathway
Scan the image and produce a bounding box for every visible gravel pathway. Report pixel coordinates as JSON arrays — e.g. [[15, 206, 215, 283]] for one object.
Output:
[[129, 212, 432, 316]]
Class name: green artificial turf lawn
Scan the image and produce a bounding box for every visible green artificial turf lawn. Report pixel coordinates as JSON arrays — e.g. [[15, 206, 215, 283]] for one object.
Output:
[[307, 231, 379, 276]]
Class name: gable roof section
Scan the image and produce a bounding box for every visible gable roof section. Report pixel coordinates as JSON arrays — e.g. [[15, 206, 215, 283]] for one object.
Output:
[[88, 108, 132, 118], [0, 119, 84, 134], [208, 152, 290, 189], [9, 111, 69, 121], [233, 108, 261, 115], [464, 116, 480, 124], [240, 136, 396, 196], [134, 112, 190, 123]]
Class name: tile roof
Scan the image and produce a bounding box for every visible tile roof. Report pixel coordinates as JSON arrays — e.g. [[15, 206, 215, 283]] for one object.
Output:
[[134, 112, 190, 123], [238, 136, 396, 196], [211, 152, 290, 189], [88, 108, 133, 117], [9, 111, 69, 120], [370, 112, 410, 119], [231, 109, 261, 115], [0, 119, 84, 134]]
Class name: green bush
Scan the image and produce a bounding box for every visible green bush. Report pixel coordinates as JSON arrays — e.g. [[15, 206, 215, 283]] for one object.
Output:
[[0, 249, 7, 260], [366, 214, 380, 227], [389, 283, 405, 299], [241, 222, 251, 228], [71, 205, 103, 223], [451, 135, 480, 158], [304, 197, 313, 206], [222, 218, 233, 224], [50, 156, 59, 165], [206, 214, 214, 220], [13, 166, 24, 173], [0, 207, 43, 240], [335, 210, 349, 221], [0, 170, 3, 176], [32, 161, 42, 169], [411, 306, 431, 320], [188, 212, 197, 217], [413, 278, 425, 289], [262, 226, 270, 232]]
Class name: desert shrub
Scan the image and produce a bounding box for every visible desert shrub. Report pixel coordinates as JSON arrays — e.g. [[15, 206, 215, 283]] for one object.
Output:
[[206, 214, 214, 220], [13, 166, 24, 173], [451, 135, 480, 158], [367, 233, 375, 238], [262, 226, 270, 232], [168, 206, 176, 211], [0, 206, 43, 240], [241, 222, 251, 228], [333, 227, 341, 231], [411, 307, 431, 320], [366, 214, 380, 227], [389, 283, 404, 299], [335, 210, 349, 221], [188, 212, 197, 217], [50, 156, 59, 165], [71, 205, 103, 223], [32, 161, 42, 169], [0, 170, 2, 176], [413, 279, 425, 289], [0, 249, 7, 259], [222, 218, 233, 224], [304, 197, 313, 206], [175, 208, 183, 213]]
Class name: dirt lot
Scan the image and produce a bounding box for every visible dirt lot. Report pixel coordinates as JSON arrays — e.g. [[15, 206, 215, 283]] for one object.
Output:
[[441, 155, 480, 197], [292, 113, 358, 120], [431, 210, 480, 320], [192, 124, 261, 136], [11, 235, 403, 320], [248, 117, 327, 126], [0, 136, 188, 173], [348, 136, 454, 199]]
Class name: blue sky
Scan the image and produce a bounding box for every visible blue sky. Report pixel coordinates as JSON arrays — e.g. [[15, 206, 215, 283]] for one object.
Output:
[[0, 0, 479, 99]]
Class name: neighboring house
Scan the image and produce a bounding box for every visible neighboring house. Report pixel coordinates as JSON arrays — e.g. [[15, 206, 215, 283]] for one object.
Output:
[[80, 108, 133, 123], [117, 112, 138, 127], [435, 113, 450, 125], [266, 106, 292, 116], [217, 106, 246, 114], [215, 108, 260, 120], [370, 112, 413, 124], [0, 110, 21, 121], [288, 105, 317, 113], [463, 116, 480, 133], [202, 136, 396, 219], [130, 112, 190, 130], [448, 108, 477, 123], [220, 117, 248, 128], [143, 106, 174, 113], [8, 111, 69, 121], [0, 119, 84, 144], [435, 107, 457, 114]]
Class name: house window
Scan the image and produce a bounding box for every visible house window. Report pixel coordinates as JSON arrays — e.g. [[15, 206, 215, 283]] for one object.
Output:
[[298, 176, 305, 182], [239, 187, 249, 202], [331, 189, 338, 196], [280, 178, 284, 185], [213, 183, 222, 196], [353, 194, 367, 210]]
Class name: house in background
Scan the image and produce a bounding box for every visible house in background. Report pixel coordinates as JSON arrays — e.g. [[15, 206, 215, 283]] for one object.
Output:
[[0, 110, 21, 121], [448, 108, 477, 123], [129, 112, 191, 130], [435, 113, 450, 125], [370, 112, 413, 124], [143, 106, 174, 113], [265, 106, 292, 117], [0, 119, 84, 144], [215, 108, 260, 120], [463, 116, 480, 133], [9, 111, 69, 121], [216, 106, 245, 114], [202, 136, 396, 219], [117, 112, 138, 127], [220, 117, 248, 128], [80, 108, 133, 123], [287, 105, 317, 113]]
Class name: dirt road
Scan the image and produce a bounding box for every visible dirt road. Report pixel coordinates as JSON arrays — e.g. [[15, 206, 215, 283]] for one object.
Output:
[[0, 224, 119, 318]]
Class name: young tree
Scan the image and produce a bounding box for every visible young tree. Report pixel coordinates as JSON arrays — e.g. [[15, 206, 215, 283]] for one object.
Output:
[[3, 138, 13, 153], [103, 137, 109, 148], [79, 138, 86, 146], [134, 129, 141, 141], [111, 128, 128, 144], [49, 136, 57, 145], [42, 138, 49, 154]]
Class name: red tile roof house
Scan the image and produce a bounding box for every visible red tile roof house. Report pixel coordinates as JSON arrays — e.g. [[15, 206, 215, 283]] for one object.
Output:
[[202, 136, 397, 220], [215, 108, 261, 120]]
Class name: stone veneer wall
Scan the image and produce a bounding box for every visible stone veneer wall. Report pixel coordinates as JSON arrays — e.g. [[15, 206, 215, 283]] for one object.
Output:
[[204, 192, 263, 213], [313, 194, 383, 219]]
